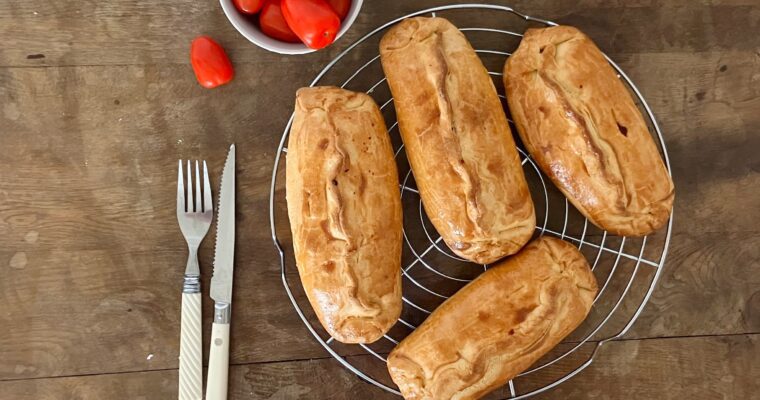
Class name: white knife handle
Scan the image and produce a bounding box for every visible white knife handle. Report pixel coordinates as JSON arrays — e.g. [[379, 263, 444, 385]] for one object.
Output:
[[206, 303, 231, 400], [179, 291, 203, 400]]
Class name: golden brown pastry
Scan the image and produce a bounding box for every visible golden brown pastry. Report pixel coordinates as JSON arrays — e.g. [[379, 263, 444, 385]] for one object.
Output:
[[286, 86, 402, 344], [387, 236, 597, 400], [380, 17, 535, 264], [504, 25, 674, 236]]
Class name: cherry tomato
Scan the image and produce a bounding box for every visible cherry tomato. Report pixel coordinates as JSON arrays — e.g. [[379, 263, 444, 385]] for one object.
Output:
[[281, 0, 341, 50], [190, 36, 234, 89], [259, 0, 301, 43], [325, 0, 350, 20], [233, 0, 264, 14]]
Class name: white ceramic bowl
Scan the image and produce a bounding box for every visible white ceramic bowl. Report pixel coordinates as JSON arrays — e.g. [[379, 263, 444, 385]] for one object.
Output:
[[220, 0, 364, 55]]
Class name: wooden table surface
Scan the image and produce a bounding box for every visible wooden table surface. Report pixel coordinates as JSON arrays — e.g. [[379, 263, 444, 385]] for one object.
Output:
[[1, 0, 758, 399]]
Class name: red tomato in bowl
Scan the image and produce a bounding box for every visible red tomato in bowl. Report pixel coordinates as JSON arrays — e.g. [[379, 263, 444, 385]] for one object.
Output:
[[259, 0, 301, 43], [190, 36, 234, 89], [281, 0, 341, 49], [325, 0, 351, 20], [233, 0, 264, 14]]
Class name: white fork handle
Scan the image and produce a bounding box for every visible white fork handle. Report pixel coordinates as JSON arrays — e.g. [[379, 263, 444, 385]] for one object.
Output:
[[206, 322, 230, 400], [179, 292, 203, 400]]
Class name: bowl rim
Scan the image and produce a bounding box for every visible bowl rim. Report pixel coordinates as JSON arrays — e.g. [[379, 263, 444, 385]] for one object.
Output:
[[220, 0, 364, 55]]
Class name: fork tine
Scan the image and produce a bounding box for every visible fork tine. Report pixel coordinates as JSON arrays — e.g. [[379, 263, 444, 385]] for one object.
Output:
[[194, 160, 202, 213], [177, 160, 185, 213], [203, 160, 212, 213], [186, 160, 194, 212]]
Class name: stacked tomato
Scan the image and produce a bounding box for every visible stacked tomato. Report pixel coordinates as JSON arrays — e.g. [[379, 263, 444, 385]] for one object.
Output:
[[190, 0, 350, 89], [235, 0, 351, 49]]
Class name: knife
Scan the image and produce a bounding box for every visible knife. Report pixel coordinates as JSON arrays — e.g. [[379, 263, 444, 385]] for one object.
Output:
[[206, 144, 235, 400]]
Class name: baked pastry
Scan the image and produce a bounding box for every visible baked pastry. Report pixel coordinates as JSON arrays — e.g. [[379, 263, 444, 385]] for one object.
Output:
[[504, 25, 674, 236], [387, 236, 598, 400], [380, 17, 535, 264], [286, 86, 402, 344]]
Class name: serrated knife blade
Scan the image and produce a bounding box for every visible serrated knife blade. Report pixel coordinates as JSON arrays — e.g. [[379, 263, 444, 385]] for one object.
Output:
[[206, 144, 235, 400], [210, 144, 235, 306]]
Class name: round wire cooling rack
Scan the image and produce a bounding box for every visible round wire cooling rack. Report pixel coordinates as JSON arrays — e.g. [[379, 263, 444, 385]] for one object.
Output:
[[269, 4, 674, 399]]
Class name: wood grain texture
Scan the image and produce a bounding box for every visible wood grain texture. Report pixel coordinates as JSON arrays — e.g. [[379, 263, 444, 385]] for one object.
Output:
[[532, 335, 760, 400], [1, 0, 758, 397], [0, 335, 757, 399], [1, 51, 757, 250], [1, 230, 755, 379], [0, 1, 758, 67]]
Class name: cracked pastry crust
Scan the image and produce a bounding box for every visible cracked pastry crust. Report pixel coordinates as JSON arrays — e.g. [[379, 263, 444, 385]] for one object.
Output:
[[387, 236, 598, 400], [286, 87, 402, 344], [379, 17, 535, 265], [504, 25, 674, 236]]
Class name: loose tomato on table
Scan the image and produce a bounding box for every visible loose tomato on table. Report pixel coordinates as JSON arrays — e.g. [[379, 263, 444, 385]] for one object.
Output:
[[233, 0, 264, 14], [281, 0, 341, 50], [325, 0, 351, 20], [259, 0, 301, 43], [190, 36, 234, 89]]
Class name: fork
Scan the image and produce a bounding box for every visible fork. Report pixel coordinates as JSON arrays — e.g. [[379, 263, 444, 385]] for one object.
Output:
[[177, 160, 213, 400]]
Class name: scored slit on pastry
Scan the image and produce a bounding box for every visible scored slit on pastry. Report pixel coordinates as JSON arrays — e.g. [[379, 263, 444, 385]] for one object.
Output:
[[386, 236, 598, 400], [504, 25, 674, 235], [286, 86, 402, 344], [380, 17, 536, 264]]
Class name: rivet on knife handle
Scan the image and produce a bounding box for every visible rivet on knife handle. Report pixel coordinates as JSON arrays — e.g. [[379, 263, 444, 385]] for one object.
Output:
[[206, 303, 231, 400]]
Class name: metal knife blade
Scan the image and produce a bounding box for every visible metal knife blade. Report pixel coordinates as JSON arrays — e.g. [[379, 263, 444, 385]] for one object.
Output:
[[210, 144, 235, 305]]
